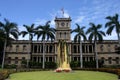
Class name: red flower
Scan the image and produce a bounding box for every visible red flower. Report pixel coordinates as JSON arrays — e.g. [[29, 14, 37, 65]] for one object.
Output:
[[63, 69, 70, 72], [56, 69, 62, 72]]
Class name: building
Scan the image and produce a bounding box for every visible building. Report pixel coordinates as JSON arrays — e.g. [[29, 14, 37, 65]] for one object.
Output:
[[5, 17, 120, 67]]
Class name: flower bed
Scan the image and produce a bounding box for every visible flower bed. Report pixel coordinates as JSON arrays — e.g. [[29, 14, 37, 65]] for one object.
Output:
[[55, 68, 71, 72]]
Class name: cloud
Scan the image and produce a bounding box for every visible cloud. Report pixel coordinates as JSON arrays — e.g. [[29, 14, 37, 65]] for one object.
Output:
[[34, 19, 47, 26], [74, 16, 85, 23], [63, 11, 70, 18]]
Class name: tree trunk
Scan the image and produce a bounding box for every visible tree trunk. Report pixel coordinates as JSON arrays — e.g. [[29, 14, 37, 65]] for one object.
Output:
[[117, 33, 120, 46], [80, 41, 83, 68], [26, 36, 31, 68], [94, 41, 99, 69], [42, 40, 45, 69], [1, 39, 7, 69]]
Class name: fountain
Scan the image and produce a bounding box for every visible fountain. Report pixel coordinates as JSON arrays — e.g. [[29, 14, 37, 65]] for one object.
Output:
[[55, 40, 71, 72]]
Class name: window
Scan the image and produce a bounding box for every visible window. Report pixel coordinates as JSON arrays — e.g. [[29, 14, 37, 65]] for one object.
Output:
[[101, 57, 105, 64], [83, 57, 85, 61], [108, 57, 112, 64], [9, 45, 12, 51], [66, 23, 68, 27], [8, 61, 11, 64], [46, 45, 48, 53], [116, 57, 119, 64], [82, 45, 85, 53], [89, 45, 92, 53], [74, 57, 77, 61], [16, 45, 19, 52], [15, 57, 18, 59], [115, 45, 118, 48], [49, 45, 53, 53], [86, 46, 88, 53], [23, 45, 26, 51], [100, 45, 103, 50], [38, 46, 40, 53], [49, 57, 52, 62], [90, 57, 93, 61], [33, 57, 36, 62], [46, 57, 48, 62], [73, 45, 77, 53], [108, 44, 111, 52], [60, 32, 62, 38], [15, 61, 18, 64], [22, 57, 25, 60], [8, 57, 11, 59], [78, 45, 80, 53], [57, 23, 59, 27], [34, 45, 37, 53], [64, 32, 66, 39], [108, 44, 111, 47]]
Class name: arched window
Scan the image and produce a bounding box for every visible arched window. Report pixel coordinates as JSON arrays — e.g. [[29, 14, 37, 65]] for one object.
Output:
[[16, 45, 19, 52], [100, 45, 103, 51], [23, 45, 26, 51]]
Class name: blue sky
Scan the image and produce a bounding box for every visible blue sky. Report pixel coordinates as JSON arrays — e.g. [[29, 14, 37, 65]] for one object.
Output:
[[0, 0, 120, 40]]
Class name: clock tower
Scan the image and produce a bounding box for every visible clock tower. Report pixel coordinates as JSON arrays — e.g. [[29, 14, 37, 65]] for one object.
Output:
[[55, 17, 71, 41]]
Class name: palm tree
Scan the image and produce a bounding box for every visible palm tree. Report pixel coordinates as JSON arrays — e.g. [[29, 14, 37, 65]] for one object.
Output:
[[0, 29, 6, 65], [105, 14, 120, 45], [35, 21, 55, 69], [19, 24, 35, 68], [86, 23, 105, 68], [0, 19, 19, 69], [71, 23, 87, 68]]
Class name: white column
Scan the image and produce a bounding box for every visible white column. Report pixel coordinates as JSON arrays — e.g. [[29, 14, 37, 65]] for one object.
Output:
[[55, 56, 57, 63], [87, 45, 89, 53]]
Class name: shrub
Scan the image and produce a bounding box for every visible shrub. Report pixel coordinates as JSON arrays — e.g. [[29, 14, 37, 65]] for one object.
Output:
[[29, 61, 42, 68], [70, 61, 80, 68], [45, 62, 57, 69], [0, 70, 9, 80], [4, 64, 17, 69]]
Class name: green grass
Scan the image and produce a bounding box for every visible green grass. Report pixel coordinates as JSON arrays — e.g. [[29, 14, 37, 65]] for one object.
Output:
[[9, 71, 118, 80]]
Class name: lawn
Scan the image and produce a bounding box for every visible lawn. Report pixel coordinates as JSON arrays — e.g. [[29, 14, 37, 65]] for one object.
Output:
[[9, 71, 118, 80]]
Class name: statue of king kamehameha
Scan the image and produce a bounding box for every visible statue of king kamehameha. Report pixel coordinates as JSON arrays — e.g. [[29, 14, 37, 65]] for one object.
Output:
[[55, 39, 71, 72]]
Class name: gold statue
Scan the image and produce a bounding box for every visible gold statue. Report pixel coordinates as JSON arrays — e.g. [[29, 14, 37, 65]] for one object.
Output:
[[55, 40, 71, 72]]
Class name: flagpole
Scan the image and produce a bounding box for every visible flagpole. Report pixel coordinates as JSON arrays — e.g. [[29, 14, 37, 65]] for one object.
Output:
[[61, 8, 64, 18]]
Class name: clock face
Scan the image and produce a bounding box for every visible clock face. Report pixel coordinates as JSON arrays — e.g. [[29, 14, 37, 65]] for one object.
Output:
[[61, 22, 65, 26]]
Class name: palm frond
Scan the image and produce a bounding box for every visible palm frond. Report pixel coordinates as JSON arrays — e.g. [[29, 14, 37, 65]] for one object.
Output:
[[106, 26, 114, 35]]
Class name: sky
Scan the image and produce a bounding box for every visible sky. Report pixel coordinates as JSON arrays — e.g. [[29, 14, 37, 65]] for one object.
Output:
[[0, 0, 120, 40]]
